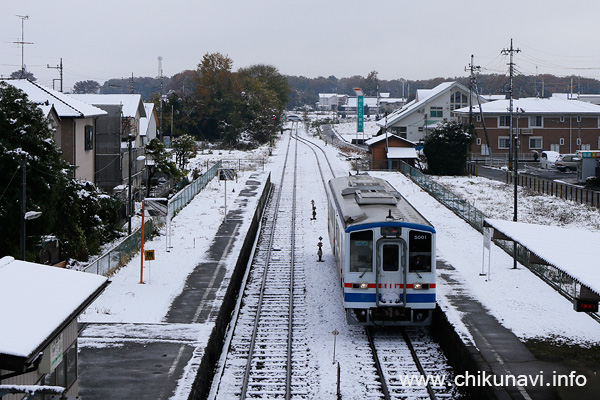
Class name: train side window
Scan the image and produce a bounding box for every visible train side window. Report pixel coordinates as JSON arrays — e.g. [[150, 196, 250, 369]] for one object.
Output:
[[382, 244, 399, 271], [349, 230, 373, 273], [409, 231, 432, 272]]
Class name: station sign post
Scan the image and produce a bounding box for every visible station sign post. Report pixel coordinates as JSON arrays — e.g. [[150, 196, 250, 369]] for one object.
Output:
[[219, 168, 236, 222], [354, 88, 364, 142]]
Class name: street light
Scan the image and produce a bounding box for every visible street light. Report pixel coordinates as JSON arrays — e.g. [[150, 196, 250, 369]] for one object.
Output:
[[21, 210, 42, 260]]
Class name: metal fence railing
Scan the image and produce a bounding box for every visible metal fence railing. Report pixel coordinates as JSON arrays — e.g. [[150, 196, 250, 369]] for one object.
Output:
[[83, 161, 222, 276], [397, 160, 599, 323], [168, 160, 222, 219], [82, 219, 156, 276]]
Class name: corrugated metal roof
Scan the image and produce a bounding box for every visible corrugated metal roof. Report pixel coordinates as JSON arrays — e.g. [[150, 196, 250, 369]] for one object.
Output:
[[484, 219, 600, 297]]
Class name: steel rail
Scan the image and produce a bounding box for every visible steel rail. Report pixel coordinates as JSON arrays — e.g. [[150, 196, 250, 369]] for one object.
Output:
[[239, 134, 294, 399]]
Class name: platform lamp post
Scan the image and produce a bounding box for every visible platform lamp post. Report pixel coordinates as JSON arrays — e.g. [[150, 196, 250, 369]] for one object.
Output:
[[21, 211, 42, 261]]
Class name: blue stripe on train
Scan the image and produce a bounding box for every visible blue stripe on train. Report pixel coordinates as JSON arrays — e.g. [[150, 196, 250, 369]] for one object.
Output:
[[344, 292, 436, 303]]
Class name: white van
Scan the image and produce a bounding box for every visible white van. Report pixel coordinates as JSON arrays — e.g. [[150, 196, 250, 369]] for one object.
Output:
[[540, 151, 560, 169]]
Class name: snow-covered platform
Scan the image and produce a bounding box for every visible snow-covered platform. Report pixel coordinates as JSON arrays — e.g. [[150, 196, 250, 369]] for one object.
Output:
[[77, 172, 271, 399]]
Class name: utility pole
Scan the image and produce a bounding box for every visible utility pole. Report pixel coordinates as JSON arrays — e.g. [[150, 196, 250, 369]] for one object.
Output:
[[47, 58, 63, 92], [14, 15, 33, 77], [465, 54, 480, 127], [130, 73, 135, 94], [501, 39, 520, 172], [20, 155, 26, 260], [501, 39, 521, 270], [158, 56, 164, 141]]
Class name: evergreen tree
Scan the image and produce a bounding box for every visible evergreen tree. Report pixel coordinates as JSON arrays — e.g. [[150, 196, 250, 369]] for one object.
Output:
[[0, 82, 120, 261], [423, 120, 475, 176]]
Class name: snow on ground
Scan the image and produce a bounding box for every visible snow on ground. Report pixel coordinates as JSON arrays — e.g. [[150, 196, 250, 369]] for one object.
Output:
[[80, 118, 600, 398], [80, 165, 265, 323], [433, 175, 600, 231]]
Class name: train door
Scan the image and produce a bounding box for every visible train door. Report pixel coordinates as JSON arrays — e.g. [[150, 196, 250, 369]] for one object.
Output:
[[376, 240, 407, 307]]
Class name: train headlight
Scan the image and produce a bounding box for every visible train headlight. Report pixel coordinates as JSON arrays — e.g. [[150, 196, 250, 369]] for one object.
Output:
[[413, 283, 429, 290], [352, 282, 369, 289]]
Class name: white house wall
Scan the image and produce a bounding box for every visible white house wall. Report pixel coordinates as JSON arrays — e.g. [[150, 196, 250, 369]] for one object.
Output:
[[74, 117, 96, 183]]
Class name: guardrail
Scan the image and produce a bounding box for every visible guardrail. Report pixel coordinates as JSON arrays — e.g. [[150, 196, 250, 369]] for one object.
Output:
[[398, 161, 600, 323]]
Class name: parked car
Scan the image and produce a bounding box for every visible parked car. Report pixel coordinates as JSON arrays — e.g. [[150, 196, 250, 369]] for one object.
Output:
[[540, 150, 560, 169], [555, 154, 580, 172]]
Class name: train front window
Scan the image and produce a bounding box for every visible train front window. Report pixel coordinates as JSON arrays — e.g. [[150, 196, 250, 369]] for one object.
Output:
[[350, 230, 373, 273], [382, 244, 399, 271], [409, 230, 432, 272]]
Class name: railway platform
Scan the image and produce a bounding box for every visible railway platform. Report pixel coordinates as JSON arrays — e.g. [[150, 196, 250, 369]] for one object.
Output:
[[77, 172, 271, 400], [436, 259, 599, 400]]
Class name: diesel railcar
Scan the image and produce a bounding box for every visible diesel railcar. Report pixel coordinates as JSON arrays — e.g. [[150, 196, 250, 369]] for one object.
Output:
[[327, 174, 436, 326]]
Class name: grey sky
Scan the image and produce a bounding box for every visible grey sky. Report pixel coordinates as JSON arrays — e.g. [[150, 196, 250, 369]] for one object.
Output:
[[3, 0, 600, 92]]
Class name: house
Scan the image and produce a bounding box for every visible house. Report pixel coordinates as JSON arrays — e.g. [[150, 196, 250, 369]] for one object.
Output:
[[318, 93, 347, 111], [2, 79, 107, 183], [376, 81, 479, 143], [140, 102, 159, 145], [70, 94, 148, 196], [453, 96, 600, 157], [365, 133, 419, 169], [0, 256, 109, 400]]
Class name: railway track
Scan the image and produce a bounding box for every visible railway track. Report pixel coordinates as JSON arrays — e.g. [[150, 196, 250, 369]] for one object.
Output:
[[366, 327, 460, 400], [212, 133, 310, 399], [211, 125, 461, 400]]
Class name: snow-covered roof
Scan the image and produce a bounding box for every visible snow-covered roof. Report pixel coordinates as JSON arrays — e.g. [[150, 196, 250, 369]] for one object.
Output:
[[70, 94, 146, 119], [365, 133, 416, 147], [454, 96, 600, 115], [376, 81, 471, 128], [0, 256, 109, 363], [2, 79, 107, 118], [484, 219, 600, 297], [387, 147, 418, 159]]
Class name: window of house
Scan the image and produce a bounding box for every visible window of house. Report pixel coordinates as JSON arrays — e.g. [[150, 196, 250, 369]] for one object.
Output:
[[582, 144, 591, 150], [498, 136, 510, 149], [560, 138, 565, 146], [498, 116, 510, 127], [577, 116, 581, 123], [84, 125, 94, 150], [476, 115, 481, 122], [476, 138, 482, 145], [430, 106, 443, 118], [398, 126, 407, 138], [576, 138, 581, 145], [529, 137, 543, 149], [550, 144, 560, 152], [450, 91, 469, 110], [560, 116, 565, 123], [529, 116, 543, 127]]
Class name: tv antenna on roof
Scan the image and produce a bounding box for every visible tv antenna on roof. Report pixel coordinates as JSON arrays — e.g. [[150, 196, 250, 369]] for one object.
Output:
[[14, 15, 33, 77]]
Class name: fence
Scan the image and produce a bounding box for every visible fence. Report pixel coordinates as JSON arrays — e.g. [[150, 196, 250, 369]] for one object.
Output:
[[398, 160, 599, 323], [168, 160, 222, 219], [82, 219, 156, 276], [467, 163, 600, 209], [83, 161, 222, 276]]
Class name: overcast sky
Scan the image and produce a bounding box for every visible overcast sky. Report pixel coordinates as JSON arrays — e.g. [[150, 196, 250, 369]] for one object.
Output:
[[3, 0, 600, 92]]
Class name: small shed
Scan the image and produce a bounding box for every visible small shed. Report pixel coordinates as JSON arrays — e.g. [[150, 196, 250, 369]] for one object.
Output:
[[366, 133, 418, 170], [0, 257, 109, 398]]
